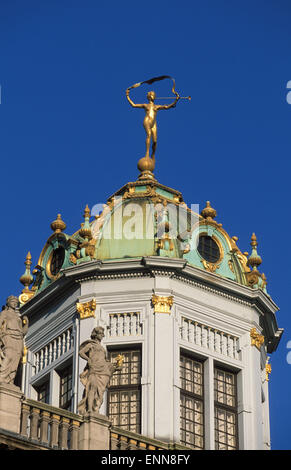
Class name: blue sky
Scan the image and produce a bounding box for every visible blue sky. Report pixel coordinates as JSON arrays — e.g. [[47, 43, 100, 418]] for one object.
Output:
[[0, 0, 290, 449]]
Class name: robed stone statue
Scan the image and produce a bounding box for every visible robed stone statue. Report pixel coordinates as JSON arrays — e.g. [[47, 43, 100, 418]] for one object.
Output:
[[0, 295, 28, 385], [78, 326, 123, 415]]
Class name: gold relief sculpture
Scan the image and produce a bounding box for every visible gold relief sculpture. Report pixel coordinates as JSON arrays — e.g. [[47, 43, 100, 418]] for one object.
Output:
[[201, 259, 221, 273], [250, 327, 264, 350], [76, 299, 97, 320], [152, 295, 174, 314], [115, 354, 125, 368]]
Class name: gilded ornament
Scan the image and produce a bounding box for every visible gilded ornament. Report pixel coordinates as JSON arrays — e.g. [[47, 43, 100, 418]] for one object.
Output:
[[76, 299, 97, 320], [250, 327, 264, 350], [126, 76, 186, 178], [19, 252, 35, 304], [151, 295, 174, 314], [265, 358, 271, 381], [201, 259, 220, 273], [201, 201, 217, 221], [50, 214, 66, 233]]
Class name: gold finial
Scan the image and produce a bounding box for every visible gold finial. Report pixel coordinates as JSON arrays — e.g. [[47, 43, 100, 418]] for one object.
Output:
[[20, 252, 33, 289], [19, 252, 35, 304], [84, 204, 91, 219], [201, 201, 217, 221], [79, 204, 92, 240], [51, 213, 66, 233], [247, 233, 262, 270]]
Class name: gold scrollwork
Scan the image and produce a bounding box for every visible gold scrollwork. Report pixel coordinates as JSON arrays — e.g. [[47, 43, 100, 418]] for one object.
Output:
[[151, 295, 174, 314], [76, 299, 97, 320], [201, 259, 221, 273], [250, 327, 264, 350]]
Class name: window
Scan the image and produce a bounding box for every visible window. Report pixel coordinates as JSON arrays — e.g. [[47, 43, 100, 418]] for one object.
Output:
[[50, 247, 65, 276], [107, 349, 141, 433], [214, 367, 238, 450], [180, 354, 204, 449], [197, 235, 220, 263], [36, 380, 50, 404], [59, 365, 73, 411]]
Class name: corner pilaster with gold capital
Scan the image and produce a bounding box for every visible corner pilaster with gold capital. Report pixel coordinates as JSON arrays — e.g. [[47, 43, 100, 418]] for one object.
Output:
[[76, 298, 97, 320], [151, 294, 174, 314]]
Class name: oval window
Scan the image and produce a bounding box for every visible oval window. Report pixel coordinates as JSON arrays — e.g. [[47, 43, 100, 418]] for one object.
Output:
[[50, 247, 65, 276], [197, 235, 220, 263]]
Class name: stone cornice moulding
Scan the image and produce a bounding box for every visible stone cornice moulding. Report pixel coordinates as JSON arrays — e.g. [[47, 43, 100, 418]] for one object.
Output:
[[20, 256, 282, 351]]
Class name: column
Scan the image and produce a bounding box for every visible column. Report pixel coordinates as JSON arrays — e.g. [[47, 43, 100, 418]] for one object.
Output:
[[152, 289, 174, 442]]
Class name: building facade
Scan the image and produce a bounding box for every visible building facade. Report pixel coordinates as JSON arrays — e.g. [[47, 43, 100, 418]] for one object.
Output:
[[8, 169, 281, 451]]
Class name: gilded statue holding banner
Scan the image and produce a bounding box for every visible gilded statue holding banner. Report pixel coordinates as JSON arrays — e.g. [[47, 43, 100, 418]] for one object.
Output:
[[0, 295, 28, 385], [78, 326, 124, 415], [126, 76, 190, 179]]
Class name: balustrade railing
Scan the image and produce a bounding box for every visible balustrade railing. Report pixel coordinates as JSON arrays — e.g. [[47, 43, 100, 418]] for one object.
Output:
[[20, 399, 83, 450], [180, 317, 240, 360]]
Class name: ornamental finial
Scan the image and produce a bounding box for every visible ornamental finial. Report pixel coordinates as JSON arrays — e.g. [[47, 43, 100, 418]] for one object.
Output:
[[201, 201, 217, 221], [19, 252, 34, 304], [79, 204, 92, 240], [247, 233, 262, 270], [51, 213, 66, 233]]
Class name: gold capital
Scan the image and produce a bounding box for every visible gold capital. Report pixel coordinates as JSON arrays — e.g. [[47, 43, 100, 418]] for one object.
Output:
[[76, 299, 97, 320], [152, 295, 173, 314], [250, 327, 264, 350]]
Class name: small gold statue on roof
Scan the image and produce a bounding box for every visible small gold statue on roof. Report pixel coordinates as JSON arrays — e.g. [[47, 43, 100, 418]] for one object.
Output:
[[126, 76, 190, 179]]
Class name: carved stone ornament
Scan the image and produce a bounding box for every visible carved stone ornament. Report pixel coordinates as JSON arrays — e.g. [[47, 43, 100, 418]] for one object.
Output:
[[250, 327, 264, 350], [151, 295, 174, 314], [76, 299, 97, 320]]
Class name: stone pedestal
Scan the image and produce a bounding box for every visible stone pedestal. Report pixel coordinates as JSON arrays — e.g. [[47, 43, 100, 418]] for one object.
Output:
[[0, 382, 23, 434], [78, 412, 111, 450]]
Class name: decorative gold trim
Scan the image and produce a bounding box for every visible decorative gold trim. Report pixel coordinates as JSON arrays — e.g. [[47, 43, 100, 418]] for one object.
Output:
[[266, 358, 271, 382], [151, 295, 173, 314], [201, 259, 221, 273], [19, 291, 34, 304], [250, 327, 264, 350], [76, 299, 97, 319], [22, 346, 28, 364]]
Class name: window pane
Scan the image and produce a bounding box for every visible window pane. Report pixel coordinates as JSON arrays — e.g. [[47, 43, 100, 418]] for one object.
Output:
[[59, 365, 73, 411], [180, 355, 204, 449], [214, 367, 237, 450], [108, 349, 141, 434]]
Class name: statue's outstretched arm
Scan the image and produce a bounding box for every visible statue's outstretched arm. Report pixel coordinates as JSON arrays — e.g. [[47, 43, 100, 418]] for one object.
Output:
[[157, 95, 180, 110], [126, 88, 144, 108]]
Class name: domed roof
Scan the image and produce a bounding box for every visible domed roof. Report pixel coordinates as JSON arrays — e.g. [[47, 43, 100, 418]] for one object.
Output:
[[19, 172, 269, 303]]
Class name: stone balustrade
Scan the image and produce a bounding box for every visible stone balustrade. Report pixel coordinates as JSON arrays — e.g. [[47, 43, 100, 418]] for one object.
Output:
[[110, 426, 189, 450], [0, 385, 190, 450], [20, 398, 83, 449]]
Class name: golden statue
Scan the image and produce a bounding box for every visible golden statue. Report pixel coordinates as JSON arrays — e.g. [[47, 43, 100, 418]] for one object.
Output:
[[126, 76, 190, 179], [126, 88, 180, 164]]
